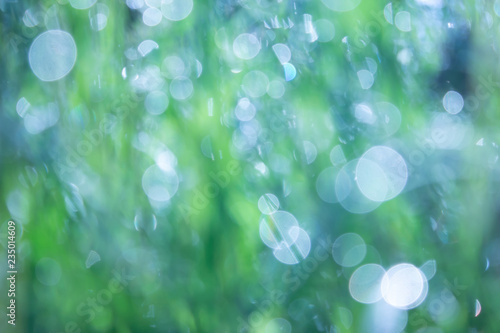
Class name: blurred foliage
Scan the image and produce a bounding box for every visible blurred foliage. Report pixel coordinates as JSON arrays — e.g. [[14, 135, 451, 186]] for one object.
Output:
[[1, 0, 500, 332]]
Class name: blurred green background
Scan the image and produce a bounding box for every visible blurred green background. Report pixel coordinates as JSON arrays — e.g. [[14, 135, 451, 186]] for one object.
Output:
[[1, 0, 500, 332]]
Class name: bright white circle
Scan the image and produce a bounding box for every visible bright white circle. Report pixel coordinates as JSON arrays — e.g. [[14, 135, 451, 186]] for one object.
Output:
[[29, 30, 77, 82], [381, 263, 426, 309]]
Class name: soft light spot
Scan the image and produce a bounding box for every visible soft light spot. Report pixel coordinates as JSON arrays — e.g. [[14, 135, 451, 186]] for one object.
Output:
[[258, 193, 280, 215], [259, 211, 300, 250], [419, 260, 437, 280], [161, 0, 193, 21], [126, 0, 144, 9], [375, 102, 401, 136], [146, 0, 161, 7], [495, 0, 500, 17], [416, 0, 443, 8], [195, 59, 203, 77], [162, 55, 185, 78], [321, 0, 361, 12], [442, 91, 464, 114], [283, 63, 297, 81], [145, 90, 169, 115], [131, 65, 165, 92], [267, 80, 285, 99], [355, 146, 407, 202], [170, 77, 193, 100], [316, 167, 339, 203], [23, 8, 41, 27], [475, 299, 481, 317], [384, 3, 393, 24], [336, 159, 382, 214], [272, 43, 291, 64], [381, 263, 428, 309], [363, 301, 408, 332], [395, 11, 411, 32], [355, 104, 376, 124], [273, 227, 311, 265], [242, 70, 269, 98], [265, 318, 292, 333], [16, 97, 30, 118], [69, 0, 97, 10], [85, 250, 101, 268], [303, 141, 317, 164], [357, 70, 374, 89], [134, 210, 158, 231], [332, 233, 367, 267], [143, 7, 163, 26], [330, 145, 346, 166], [138, 40, 159, 57], [397, 48, 412, 65], [365, 57, 377, 74], [233, 33, 261, 60], [200, 136, 214, 159], [142, 164, 179, 202], [314, 19, 335, 42], [235, 98, 256, 121], [29, 30, 77, 82], [338, 307, 353, 329], [430, 113, 471, 149], [24, 103, 60, 134], [90, 13, 108, 31], [349, 264, 386, 304], [304, 14, 318, 42]]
